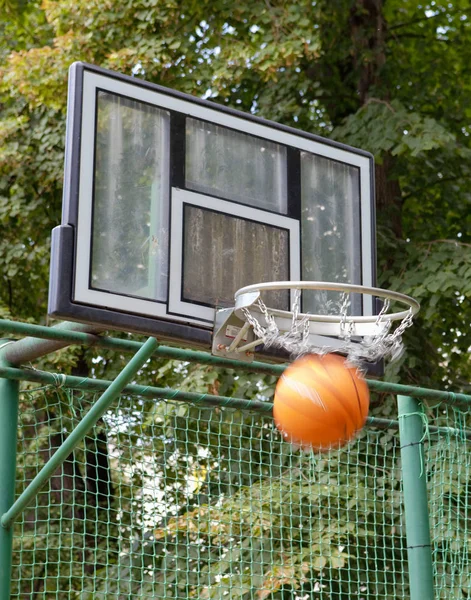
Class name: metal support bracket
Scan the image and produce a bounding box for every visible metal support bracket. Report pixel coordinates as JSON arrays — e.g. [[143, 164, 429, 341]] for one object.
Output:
[[212, 308, 261, 362]]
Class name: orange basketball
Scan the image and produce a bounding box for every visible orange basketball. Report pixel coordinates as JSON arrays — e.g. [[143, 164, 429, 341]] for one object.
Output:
[[273, 353, 369, 451]]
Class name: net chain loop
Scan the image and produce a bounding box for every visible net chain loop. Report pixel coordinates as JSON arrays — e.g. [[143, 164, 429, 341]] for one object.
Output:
[[239, 283, 418, 367]]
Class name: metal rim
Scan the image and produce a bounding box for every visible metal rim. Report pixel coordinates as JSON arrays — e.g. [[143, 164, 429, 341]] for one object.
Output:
[[234, 281, 420, 324]]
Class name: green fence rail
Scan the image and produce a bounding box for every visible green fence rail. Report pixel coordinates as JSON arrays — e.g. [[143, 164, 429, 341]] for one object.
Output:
[[0, 319, 470, 598]]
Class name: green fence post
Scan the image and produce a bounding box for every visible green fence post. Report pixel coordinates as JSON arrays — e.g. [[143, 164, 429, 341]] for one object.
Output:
[[1, 336, 160, 529], [398, 395, 434, 600], [0, 350, 20, 599]]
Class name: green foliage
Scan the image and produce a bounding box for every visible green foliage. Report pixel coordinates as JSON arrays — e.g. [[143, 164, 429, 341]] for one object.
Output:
[[377, 234, 471, 389], [332, 99, 456, 161], [3, 1, 471, 597], [1, 0, 471, 386]]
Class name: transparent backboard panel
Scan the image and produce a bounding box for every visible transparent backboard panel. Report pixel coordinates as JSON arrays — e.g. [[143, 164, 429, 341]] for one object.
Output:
[[91, 92, 170, 301], [301, 153, 362, 315], [50, 64, 375, 344], [182, 205, 290, 310], [186, 118, 288, 213]]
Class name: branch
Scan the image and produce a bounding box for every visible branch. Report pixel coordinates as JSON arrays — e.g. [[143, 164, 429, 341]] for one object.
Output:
[[402, 175, 467, 202], [389, 15, 438, 31], [263, 0, 289, 40], [389, 33, 451, 42], [363, 97, 396, 112], [389, 9, 471, 31], [7, 279, 12, 313], [418, 239, 471, 249]]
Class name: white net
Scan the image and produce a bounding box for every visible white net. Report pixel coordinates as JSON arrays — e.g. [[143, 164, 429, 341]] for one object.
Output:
[[241, 288, 416, 366]]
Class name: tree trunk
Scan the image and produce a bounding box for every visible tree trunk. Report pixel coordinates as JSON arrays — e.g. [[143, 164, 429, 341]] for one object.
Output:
[[349, 0, 386, 105], [375, 155, 403, 238], [349, 0, 403, 238]]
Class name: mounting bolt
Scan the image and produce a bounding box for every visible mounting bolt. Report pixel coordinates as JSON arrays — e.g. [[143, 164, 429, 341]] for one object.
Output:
[[245, 351, 254, 357], [217, 344, 226, 351]]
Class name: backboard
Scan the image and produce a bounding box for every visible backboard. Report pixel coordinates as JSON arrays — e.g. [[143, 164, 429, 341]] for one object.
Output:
[[49, 62, 376, 355]]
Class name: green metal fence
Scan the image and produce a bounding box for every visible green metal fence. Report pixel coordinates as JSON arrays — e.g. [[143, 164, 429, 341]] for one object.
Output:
[[1, 320, 471, 599]]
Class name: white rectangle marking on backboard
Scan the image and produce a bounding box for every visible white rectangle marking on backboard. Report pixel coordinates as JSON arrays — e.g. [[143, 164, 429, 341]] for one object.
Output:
[[168, 188, 301, 323]]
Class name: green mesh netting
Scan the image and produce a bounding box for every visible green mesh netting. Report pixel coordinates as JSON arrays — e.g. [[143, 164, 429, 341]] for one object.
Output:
[[425, 402, 471, 599], [10, 384, 471, 598]]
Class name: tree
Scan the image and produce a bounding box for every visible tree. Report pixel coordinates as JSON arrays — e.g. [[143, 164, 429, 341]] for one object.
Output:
[[2, 1, 471, 598], [1, 0, 471, 387]]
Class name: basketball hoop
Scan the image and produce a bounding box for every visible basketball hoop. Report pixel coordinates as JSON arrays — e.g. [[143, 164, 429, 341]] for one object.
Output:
[[213, 281, 419, 366]]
